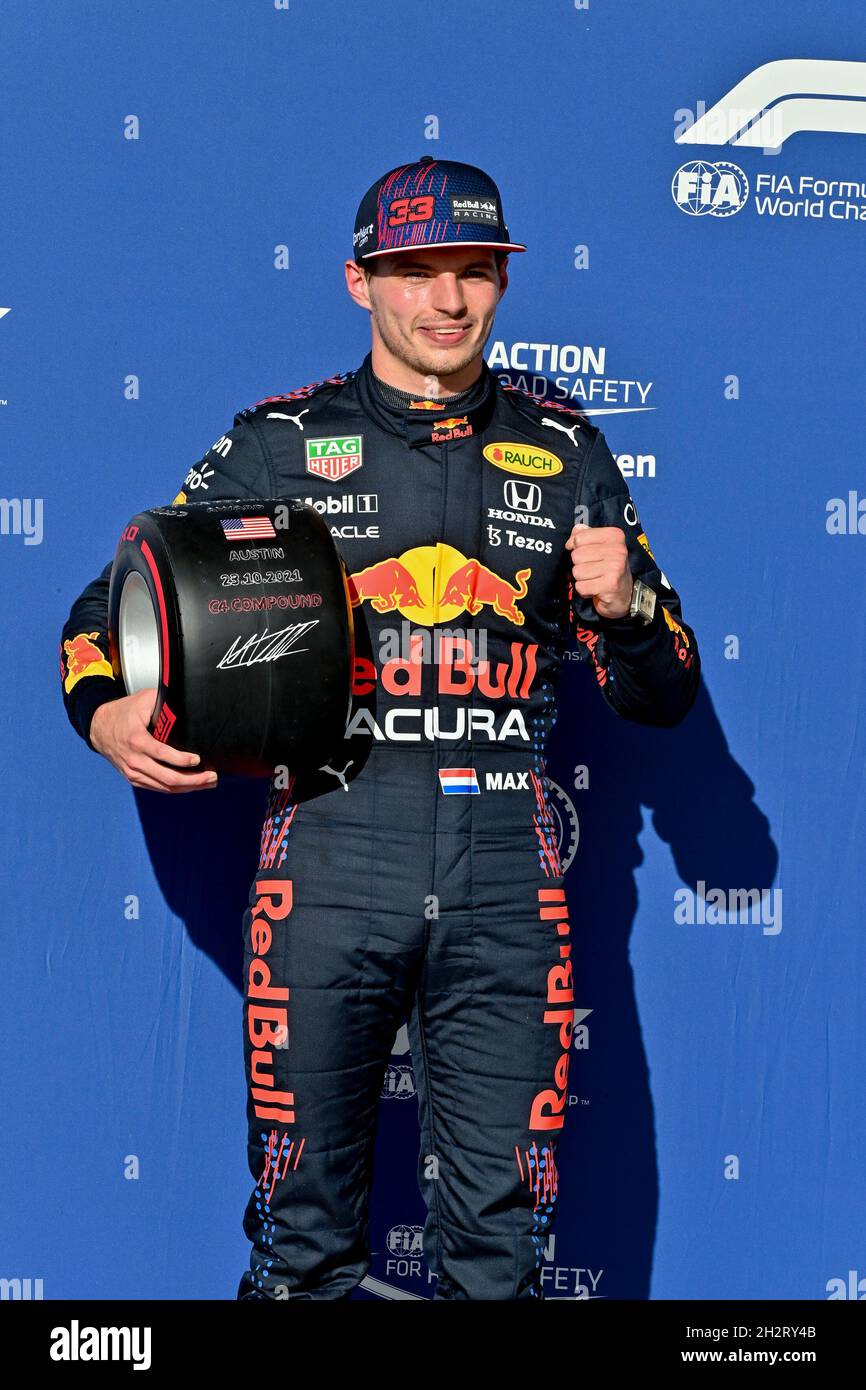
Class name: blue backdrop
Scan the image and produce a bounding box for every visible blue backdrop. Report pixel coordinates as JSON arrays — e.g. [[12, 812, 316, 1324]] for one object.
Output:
[[2, 0, 864, 1301]]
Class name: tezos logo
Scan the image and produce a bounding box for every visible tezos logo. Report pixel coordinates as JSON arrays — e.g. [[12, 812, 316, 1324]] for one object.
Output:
[[672, 161, 749, 217]]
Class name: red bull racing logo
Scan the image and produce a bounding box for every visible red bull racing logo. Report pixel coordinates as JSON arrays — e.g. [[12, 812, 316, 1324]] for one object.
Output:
[[431, 414, 473, 443], [247, 878, 295, 1125], [348, 544, 531, 627], [405, 401, 474, 440], [530, 885, 573, 1133], [351, 632, 538, 701], [61, 631, 114, 694]]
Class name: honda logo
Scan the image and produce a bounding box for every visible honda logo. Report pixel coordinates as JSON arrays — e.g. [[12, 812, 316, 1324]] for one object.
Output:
[[504, 479, 541, 512]]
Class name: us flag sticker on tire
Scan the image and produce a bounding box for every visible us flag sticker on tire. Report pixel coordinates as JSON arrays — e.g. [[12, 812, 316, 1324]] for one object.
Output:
[[305, 435, 363, 482]]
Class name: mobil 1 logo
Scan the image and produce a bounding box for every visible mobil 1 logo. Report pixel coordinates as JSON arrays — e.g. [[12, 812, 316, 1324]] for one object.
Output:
[[302, 492, 379, 541]]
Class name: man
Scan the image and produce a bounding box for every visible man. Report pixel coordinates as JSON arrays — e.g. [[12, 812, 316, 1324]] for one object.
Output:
[[60, 156, 700, 1300]]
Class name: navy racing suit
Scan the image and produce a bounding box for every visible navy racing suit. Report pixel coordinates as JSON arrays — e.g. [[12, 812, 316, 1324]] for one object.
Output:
[[60, 350, 700, 1299]]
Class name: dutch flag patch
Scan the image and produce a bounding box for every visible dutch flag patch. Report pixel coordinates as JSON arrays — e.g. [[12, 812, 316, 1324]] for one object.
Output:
[[438, 768, 480, 795]]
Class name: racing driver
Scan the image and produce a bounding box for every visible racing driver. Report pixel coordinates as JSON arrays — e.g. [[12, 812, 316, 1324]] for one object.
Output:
[[59, 156, 701, 1301]]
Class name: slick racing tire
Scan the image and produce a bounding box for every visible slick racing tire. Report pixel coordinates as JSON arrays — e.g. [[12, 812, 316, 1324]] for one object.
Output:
[[107, 498, 353, 777]]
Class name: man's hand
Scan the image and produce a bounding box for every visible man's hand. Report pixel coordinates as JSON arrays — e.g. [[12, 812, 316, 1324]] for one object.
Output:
[[565, 523, 634, 620], [89, 688, 218, 792]]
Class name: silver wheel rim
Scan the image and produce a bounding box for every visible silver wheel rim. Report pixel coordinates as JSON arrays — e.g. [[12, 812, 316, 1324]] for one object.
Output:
[[118, 570, 161, 694]]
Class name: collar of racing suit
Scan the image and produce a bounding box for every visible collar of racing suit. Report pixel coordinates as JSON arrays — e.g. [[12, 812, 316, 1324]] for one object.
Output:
[[355, 349, 497, 448], [370, 370, 477, 412]]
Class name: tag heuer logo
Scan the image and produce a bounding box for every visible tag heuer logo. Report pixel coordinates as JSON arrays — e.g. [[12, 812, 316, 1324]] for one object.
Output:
[[305, 435, 363, 482]]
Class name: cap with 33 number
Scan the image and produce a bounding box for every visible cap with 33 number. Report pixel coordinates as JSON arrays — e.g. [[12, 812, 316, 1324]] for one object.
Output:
[[352, 155, 526, 263]]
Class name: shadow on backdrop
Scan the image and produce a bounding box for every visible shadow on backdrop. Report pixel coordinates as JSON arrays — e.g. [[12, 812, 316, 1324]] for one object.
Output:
[[133, 661, 776, 1301], [544, 665, 778, 1300]]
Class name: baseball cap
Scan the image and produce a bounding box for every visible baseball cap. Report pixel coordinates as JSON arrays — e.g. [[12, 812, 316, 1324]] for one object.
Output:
[[352, 155, 526, 263]]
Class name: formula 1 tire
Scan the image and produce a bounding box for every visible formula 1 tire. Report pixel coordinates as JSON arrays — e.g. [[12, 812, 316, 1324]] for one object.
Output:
[[107, 498, 353, 777]]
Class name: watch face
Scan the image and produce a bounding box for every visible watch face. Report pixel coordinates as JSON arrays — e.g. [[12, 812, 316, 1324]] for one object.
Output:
[[632, 581, 657, 622]]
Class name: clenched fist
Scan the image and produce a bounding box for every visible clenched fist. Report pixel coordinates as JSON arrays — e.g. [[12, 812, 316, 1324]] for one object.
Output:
[[565, 524, 634, 620]]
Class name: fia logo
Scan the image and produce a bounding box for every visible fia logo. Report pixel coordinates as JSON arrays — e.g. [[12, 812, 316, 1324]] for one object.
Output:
[[672, 161, 749, 217]]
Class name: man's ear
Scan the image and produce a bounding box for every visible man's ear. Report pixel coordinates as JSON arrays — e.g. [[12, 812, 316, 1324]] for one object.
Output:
[[497, 256, 509, 299], [345, 258, 372, 311]]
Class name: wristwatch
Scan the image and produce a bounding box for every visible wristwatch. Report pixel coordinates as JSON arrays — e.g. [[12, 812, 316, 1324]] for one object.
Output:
[[628, 578, 657, 624]]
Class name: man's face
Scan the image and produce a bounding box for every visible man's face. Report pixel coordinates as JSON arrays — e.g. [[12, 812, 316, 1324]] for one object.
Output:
[[352, 246, 506, 383]]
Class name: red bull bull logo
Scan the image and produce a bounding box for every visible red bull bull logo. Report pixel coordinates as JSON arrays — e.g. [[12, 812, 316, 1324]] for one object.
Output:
[[440, 559, 530, 626], [431, 414, 473, 443], [348, 544, 531, 627], [62, 631, 114, 694], [348, 558, 425, 614]]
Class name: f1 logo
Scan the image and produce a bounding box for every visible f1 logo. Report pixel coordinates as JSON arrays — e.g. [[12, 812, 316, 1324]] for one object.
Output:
[[388, 195, 435, 226], [504, 479, 542, 513]]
